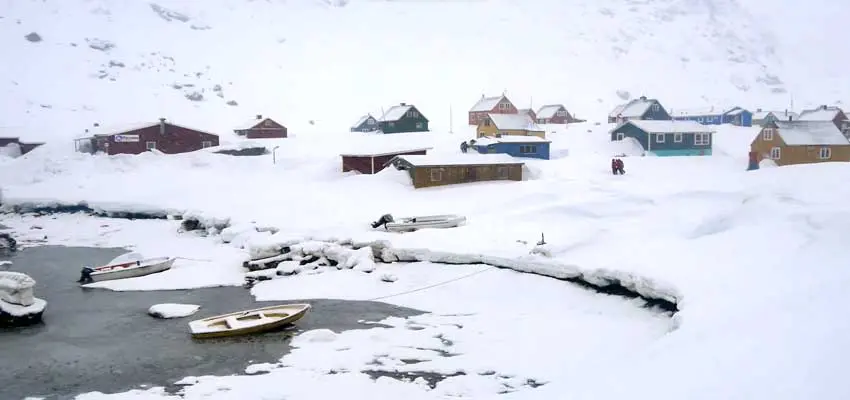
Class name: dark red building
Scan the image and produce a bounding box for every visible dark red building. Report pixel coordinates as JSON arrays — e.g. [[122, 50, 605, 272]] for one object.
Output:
[[75, 119, 219, 155], [0, 137, 44, 155], [341, 147, 431, 174], [234, 115, 287, 139]]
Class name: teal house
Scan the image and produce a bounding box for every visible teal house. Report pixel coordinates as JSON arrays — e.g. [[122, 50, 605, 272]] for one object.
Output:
[[472, 136, 551, 159], [610, 120, 715, 156], [378, 103, 429, 134]]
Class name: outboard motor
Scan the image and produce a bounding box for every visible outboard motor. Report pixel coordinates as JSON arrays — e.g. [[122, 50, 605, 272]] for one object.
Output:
[[77, 267, 95, 284], [371, 214, 395, 229], [0, 233, 16, 252]]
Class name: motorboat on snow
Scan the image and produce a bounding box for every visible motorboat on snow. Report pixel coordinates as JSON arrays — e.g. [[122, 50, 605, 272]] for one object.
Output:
[[370, 213, 467, 232], [77, 252, 175, 284]]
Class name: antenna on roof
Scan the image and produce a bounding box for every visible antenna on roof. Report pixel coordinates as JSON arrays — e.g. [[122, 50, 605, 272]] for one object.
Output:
[[530, 96, 533, 109], [449, 105, 453, 134]]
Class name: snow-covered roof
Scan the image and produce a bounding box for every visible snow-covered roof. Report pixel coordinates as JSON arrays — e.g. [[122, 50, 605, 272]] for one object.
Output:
[[395, 153, 523, 167], [535, 105, 565, 119], [772, 120, 850, 146], [609, 98, 659, 118], [798, 106, 843, 122], [0, 127, 48, 143], [340, 146, 432, 157], [351, 114, 375, 128], [753, 110, 798, 121], [725, 107, 747, 116], [671, 107, 724, 117], [623, 120, 715, 134], [83, 120, 219, 138], [380, 105, 413, 122], [470, 96, 506, 112], [235, 117, 281, 130], [474, 136, 550, 146], [487, 113, 543, 131]]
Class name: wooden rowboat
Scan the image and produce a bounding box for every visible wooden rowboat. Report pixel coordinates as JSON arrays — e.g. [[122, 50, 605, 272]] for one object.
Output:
[[188, 303, 311, 339]]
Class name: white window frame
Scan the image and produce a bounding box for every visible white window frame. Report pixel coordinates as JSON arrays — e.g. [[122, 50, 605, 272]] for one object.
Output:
[[655, 133, 665, 143], [763, 128, 774, 141], [146, 141, 156, 150], [674, 133, 683, 143], [430, 169, 442, 182], [770, 147, 781, 160], [556, 110, 566, 117], [615, 132, 625, 141], [694, 133, 711, 146], [651, 104, 660, 112], [415, 122, 424, 129], [202, 141, 213, 148], [819, 147, 832, 159], [520, 145, 537, 154]]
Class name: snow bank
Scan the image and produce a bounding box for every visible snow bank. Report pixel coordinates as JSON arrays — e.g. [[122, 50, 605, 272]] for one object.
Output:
[[0, 271, 36, 306], [148, 303, 200, 319], [0, 297, 46, 317]]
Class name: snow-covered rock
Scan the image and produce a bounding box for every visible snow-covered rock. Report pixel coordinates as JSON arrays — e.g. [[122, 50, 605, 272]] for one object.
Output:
[[147, 303, 200, 319], [380, 273, 398, 283], [0, 271, 36, 306]]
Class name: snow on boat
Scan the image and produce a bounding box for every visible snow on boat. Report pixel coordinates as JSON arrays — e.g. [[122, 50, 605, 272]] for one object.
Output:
[[188, 303, 311, 339], [371, 213, 466, 232], [78, 252, 175, 284]]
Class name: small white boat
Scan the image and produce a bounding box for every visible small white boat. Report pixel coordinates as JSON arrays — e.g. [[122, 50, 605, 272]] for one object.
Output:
[[372, 214, 467, 232], [78, 253, 175, 284], [188, 303, 311, 339]]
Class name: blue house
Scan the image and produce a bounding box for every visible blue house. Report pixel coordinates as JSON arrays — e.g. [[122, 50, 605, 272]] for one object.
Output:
[[608, 96, 671, 124], [350, 114, 380, 132], [671, 106, 753, 127], [471, 135, 551, 160], [610, 120, 714, 157]]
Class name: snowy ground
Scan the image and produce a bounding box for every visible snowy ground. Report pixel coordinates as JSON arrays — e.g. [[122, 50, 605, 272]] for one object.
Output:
[[2, 123, 850, 398]]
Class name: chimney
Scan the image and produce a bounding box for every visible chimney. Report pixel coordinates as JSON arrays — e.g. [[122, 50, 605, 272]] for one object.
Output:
[[159, 118, 166, 135], [756, 108, 762, 112], [256, 114, 262, 120], [822, 105, 828, 110], [93, 122, 100, 127], [639, 96, 647, 101], [788, 115, 792, 121], [400, 102, 406, 106]]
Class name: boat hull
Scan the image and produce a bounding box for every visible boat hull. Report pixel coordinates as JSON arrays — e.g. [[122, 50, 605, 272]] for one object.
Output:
[[88, 257, 175, 283], [189, 303, 311, 339], [384, 214, 466, 232]]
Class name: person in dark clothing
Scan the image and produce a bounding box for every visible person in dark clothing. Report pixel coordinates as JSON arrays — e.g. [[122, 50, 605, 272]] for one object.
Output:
[[611, 158, 618, 175], [615, 158, 625, 174]]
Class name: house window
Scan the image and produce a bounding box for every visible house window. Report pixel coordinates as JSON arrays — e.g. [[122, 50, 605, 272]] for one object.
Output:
[[499, 103, 509, 110], [615, 132, 625, 141], [484, 119, 491, 126], [763, 128, 774, 141], [407, 111, 419, 118], [674, 133, 683, 142], [770, 147, 781, 159], [415, 122, 424, 129], [430, 169, 442, 181], [367, 119, 375, 125], [146, 141, 156, 150], [202, 141, 213, 148], [651, 104, 660, 112], [264, 120, 274, 127], [655, 133, 665, 143], [556, 110, 566, 117], [519, 145, 537, 154], [819, 147, 832, 159], [694, 133, 710, 146], [388, 122, 395, 127], [497, 166, 509, 178]]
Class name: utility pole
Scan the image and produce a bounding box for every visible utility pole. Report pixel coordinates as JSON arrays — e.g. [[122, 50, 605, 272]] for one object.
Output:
[[449, 105, 454, 134]]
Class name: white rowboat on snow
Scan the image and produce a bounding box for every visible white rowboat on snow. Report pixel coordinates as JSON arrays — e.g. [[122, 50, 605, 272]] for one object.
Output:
[[78, 254, 175, 284], [188, 303, 311, 339], [372, 214, 467, 232]]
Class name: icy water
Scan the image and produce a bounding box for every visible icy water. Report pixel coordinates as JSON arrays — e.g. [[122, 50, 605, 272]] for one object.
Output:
[[0, 245, 423, 400]]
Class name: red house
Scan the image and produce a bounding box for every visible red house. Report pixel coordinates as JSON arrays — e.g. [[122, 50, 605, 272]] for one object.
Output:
[[468, 94, 518, 125], [75, 118, 219, 155], [340, 146, 432, 174], [535, 104, 575, 124], [234, 115, 287, 139]]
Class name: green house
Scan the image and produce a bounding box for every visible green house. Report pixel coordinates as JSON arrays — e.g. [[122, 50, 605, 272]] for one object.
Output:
[[378, 103, 429, 134]]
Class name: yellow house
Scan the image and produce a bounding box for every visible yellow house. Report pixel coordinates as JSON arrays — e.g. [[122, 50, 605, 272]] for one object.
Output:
[[476, 113, 545, 138]]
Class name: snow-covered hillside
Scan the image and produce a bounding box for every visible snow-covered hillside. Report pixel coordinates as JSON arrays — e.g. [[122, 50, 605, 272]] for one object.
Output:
[[2, 0, 847, 139]]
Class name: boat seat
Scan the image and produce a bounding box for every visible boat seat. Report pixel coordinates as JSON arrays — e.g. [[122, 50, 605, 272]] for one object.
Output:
[[224, 316, 239, 329]]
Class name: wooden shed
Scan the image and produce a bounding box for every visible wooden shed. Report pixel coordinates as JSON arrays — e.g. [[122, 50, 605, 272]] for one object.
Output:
[[389, 154, 524, 188], [340, 146, 432, 174]]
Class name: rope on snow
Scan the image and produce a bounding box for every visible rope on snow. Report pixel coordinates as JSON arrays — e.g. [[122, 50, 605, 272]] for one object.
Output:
[[366, 266, 496, 302]]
